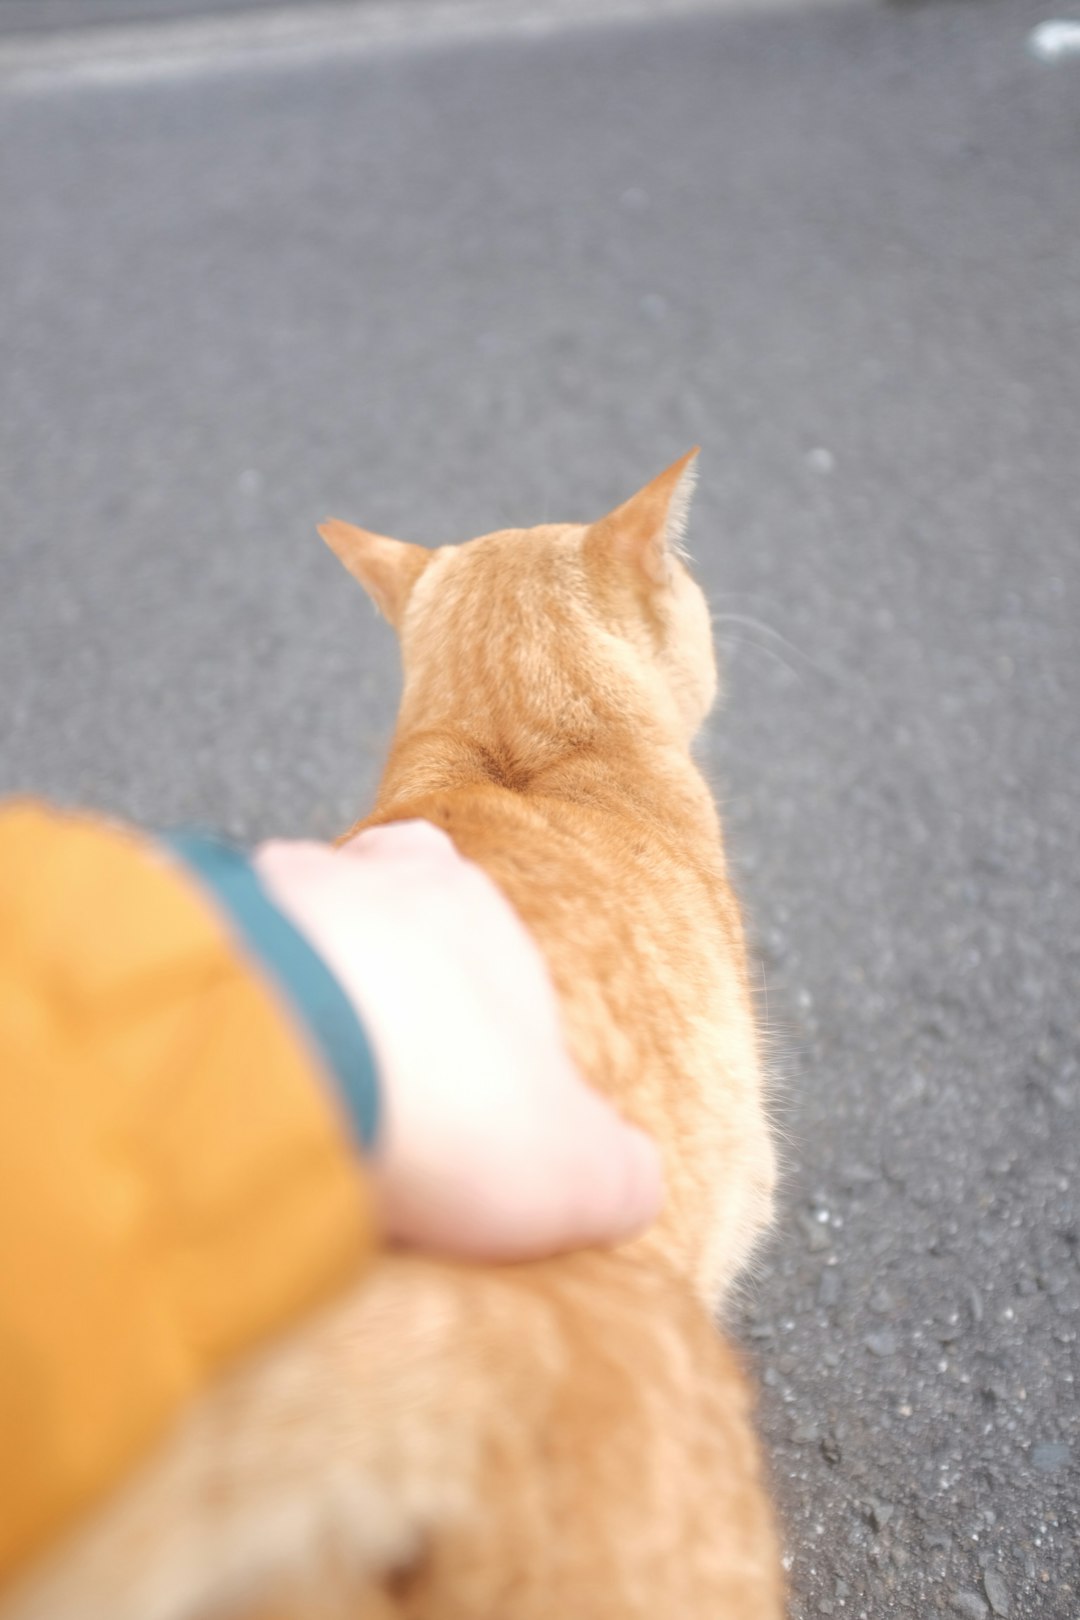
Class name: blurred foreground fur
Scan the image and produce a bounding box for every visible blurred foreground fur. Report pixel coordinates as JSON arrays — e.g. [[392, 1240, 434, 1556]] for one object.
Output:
[[7, 453, 782, 1619]]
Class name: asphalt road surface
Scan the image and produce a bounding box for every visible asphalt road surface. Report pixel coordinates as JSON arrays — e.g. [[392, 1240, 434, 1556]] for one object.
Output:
[[2, 1, 1077, 1615]]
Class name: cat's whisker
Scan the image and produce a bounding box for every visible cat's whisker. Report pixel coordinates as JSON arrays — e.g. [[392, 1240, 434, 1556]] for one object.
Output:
[[715, 630, 807, 687], [712, 610, 841, 688], [711, 611, 809, 660]]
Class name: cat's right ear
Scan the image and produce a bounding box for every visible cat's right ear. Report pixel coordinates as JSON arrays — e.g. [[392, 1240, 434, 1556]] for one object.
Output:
[[587, 449, 700, 590], [318, 520, 430, 629]]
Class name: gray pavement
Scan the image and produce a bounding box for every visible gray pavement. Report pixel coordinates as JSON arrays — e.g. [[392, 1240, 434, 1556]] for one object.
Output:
[[1, 0, 1078, 1614], [0, 0, 337, 34]]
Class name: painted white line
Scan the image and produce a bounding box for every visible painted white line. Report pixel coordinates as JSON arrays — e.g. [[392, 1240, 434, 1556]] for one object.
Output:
[[0, 0, 862, 93], [1028, 18, 1080, 61]]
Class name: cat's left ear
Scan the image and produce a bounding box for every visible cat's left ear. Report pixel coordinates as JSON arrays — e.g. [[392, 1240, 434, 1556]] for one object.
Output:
[[588, 448, 699, 589], [318, 519, 430, 628]]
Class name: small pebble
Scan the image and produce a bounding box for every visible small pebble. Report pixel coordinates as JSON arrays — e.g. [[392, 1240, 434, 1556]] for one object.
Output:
[[800, 1212, 832, 1253], [818, 1268, 843, 1308], [1031, 1441, 1071, 1473], [841, 1162, 877, 1188], [791, 1421, 819, 1445], [806, 446, 836, 474], [865, 1329, 899, 1358], [821, 1430, 842, 1465], [983, 1571, 1011, 1617], [865, 1499, 894, 1532], [950, 1592, 988, 1619]]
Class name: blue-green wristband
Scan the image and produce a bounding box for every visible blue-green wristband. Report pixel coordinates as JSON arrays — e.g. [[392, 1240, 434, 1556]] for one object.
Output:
[[162, 831, 380, 1152]]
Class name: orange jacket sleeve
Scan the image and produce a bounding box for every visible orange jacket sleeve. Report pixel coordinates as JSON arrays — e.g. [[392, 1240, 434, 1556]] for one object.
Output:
[[0, 804, 377, 1584]]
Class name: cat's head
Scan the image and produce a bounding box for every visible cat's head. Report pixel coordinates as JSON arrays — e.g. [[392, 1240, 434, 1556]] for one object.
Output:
[[319, 451, 716, 751]]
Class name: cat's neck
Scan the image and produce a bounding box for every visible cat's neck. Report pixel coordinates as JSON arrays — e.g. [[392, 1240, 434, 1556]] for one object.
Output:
[[370, 714, 721, 851]]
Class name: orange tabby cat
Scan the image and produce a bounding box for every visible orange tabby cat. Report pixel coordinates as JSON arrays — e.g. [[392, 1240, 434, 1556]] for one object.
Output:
[[6, 452, 782, 1620]]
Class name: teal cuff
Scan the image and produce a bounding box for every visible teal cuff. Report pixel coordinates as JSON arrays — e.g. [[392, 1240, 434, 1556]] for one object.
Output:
[[162, 831, 380, 1151]]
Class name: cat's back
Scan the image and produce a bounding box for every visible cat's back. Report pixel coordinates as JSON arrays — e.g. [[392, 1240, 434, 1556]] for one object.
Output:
[[376, 777, 774, 1305]]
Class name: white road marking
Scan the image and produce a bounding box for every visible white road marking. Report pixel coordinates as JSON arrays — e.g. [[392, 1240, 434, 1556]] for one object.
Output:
[[0, 0, 864, 94]]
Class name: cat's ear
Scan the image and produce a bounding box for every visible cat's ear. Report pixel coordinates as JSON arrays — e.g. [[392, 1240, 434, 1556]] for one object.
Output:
[[318, 519, 430, 628], [589, 448, 700, 588]]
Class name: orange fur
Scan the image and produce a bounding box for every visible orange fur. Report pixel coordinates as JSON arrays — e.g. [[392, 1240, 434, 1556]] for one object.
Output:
[[7, 454, 781, 1620]]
